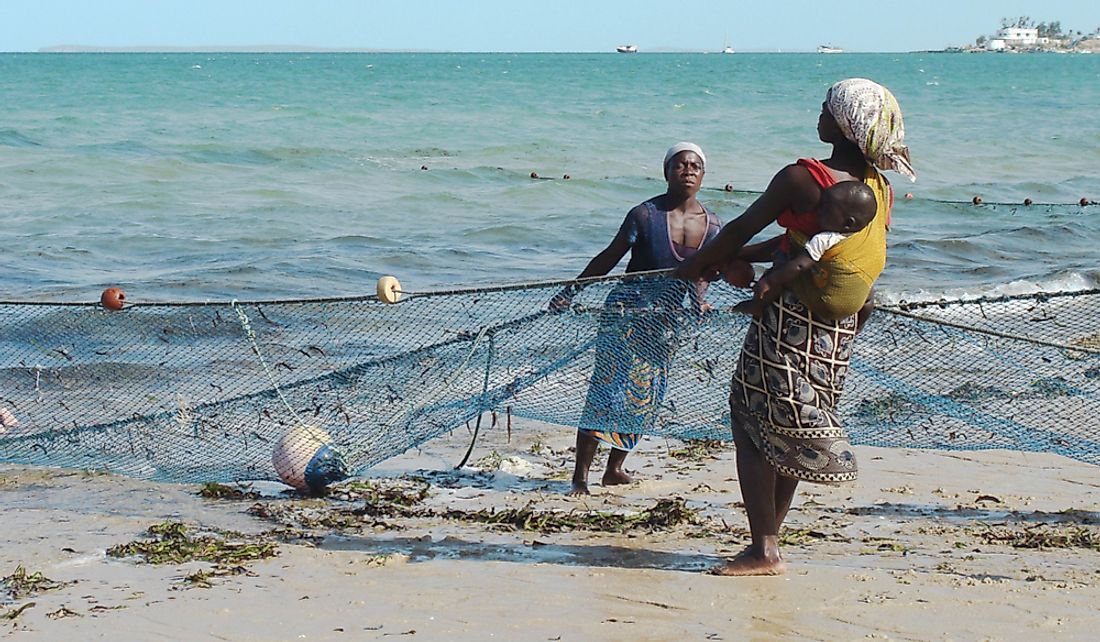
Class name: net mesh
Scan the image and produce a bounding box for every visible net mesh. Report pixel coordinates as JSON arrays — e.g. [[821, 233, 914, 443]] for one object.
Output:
[[1, 275, 1098, 484]]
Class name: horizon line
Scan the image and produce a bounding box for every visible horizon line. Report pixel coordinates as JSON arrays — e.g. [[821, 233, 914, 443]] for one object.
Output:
[[29, 45, 940, 54]]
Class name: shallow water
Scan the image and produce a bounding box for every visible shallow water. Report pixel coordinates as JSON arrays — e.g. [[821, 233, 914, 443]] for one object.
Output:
[[1, 52, 1098, 302]]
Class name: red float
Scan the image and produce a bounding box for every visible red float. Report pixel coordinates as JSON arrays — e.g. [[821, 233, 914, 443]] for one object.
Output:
[[100, 287, 126, 310]]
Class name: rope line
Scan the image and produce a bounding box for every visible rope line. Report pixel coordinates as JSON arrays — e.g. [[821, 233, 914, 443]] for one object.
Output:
[[696, 185, 1093, 207], [232, 301, 306, 425], [879, 307, 1100, 355]]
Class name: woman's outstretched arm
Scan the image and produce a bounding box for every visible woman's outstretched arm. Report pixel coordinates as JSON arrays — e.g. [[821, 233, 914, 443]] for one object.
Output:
[[548, 206, 638, 310], [674, 164, 817, 281]]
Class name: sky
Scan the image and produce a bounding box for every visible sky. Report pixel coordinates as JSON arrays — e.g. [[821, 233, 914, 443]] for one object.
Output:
[[1, 1, 1097, 53]]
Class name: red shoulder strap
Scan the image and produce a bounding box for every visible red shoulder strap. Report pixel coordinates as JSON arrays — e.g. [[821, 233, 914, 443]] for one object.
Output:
[[776, 159, 838, 254], [796, 158, 838, 189]]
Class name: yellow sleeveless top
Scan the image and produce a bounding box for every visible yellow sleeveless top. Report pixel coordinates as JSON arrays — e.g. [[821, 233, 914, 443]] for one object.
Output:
[[787, 167, 891, 320]]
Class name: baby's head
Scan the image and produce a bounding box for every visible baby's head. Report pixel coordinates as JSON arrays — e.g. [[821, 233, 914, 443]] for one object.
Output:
[[817, 181, 877, 233]]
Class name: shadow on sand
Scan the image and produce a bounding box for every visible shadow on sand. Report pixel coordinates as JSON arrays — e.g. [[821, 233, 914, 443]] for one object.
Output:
[[321, 533, 723, 573]]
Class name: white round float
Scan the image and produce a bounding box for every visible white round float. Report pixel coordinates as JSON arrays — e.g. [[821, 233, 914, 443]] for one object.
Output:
[[271, 424, 349, 494], [377, 275, 402, 304]]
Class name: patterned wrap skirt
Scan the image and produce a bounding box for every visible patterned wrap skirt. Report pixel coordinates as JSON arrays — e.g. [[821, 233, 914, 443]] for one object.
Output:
[[730, 290, 859, 483], [579, 283, 684, 451]]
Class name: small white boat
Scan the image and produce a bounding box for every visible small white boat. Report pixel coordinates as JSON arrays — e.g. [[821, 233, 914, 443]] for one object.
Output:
[[616, 44, 638, 53], [722, 45, 735, 54], [817, 44, 843, 54]]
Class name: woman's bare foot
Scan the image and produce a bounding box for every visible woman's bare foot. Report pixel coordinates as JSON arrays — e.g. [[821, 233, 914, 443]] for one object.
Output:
[[710, 546, 785, 576], [566, 481, 590, 496], [567, 430, 598, 496], [601, 469, 633, 486]]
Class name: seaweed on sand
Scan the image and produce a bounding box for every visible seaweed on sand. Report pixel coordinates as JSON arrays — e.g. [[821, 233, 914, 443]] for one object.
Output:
[[1, 602, 36, 621], [246, 481, 702, 537], [247, 477, 435, 531], [198, 482, 261, 500], [1, 565, 72, 601], [327, 478, 432, 509], [248, 501, 399, 531], [441, 497, 700, 534], [779, 527, 850, 547], [0, 565, 74, 622], [667, 440, 728, 462], [107, 521, 278, 587], [107, 521, 277, 565], [971, 523, 1100, 550]]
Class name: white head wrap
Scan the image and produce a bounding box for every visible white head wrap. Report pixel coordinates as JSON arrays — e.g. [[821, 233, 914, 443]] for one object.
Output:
[[663, 142, 706, 175], [826, 79, 916, 182]]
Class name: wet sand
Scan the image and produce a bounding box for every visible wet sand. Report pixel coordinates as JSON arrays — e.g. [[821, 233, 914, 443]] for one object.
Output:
[[2, 419, 1099, 640]]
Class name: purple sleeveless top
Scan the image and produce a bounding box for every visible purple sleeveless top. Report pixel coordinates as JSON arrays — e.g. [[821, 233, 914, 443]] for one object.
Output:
[[620, 200, 721, 273]]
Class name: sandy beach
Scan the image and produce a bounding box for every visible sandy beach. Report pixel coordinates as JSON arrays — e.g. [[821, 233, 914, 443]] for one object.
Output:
[[3, 418, 1099, 641]]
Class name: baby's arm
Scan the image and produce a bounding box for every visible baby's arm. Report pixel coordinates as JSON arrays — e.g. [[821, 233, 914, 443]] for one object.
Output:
[[719, 234, 781, 288], [731, 249, 817, 317], [756, 250, 816, 300]]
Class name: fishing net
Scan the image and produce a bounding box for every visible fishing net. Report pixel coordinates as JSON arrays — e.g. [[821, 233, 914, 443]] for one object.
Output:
[[1, 274, 1098, 485]]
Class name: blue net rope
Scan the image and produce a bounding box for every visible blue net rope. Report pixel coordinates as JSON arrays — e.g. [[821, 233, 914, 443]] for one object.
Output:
[[1, 274, 1098, 484]]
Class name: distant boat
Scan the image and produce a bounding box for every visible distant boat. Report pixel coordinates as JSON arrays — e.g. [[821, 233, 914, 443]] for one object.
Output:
[[722, 45, 736, 54], [616, 44, 638, 53], [817, 44, 844, 54]]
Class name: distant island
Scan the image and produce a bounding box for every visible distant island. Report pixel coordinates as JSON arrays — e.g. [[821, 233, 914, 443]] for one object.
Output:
[[949, 17, 1100, 53]]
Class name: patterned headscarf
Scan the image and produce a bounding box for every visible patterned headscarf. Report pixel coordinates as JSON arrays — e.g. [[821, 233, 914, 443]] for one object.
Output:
[[826, 78, 916, 182]]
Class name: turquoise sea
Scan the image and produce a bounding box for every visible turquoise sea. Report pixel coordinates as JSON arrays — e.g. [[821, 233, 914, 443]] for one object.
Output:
[[1, 52, 1098, 302]]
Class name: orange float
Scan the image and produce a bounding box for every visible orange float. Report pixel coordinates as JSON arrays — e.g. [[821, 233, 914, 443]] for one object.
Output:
[[100, 287, 126, 310]]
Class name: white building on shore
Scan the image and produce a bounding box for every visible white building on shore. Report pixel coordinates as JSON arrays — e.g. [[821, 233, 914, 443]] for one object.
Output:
[[977, 24, 1083, 52], [995, 27, 1039, 48]]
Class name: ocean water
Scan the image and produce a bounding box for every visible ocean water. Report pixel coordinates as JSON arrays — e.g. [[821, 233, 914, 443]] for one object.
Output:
[[1, 52, 1098, 303]]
